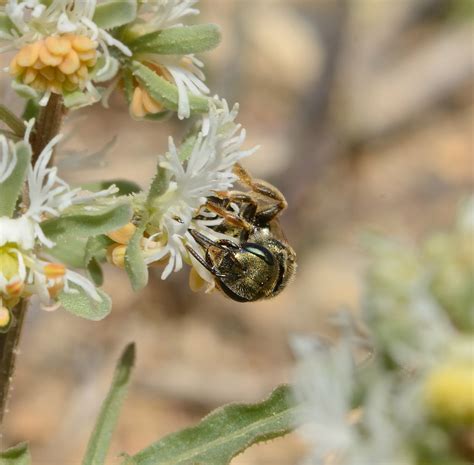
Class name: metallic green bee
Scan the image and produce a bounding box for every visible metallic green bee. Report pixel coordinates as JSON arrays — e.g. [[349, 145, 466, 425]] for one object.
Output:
[[188, 164, 296, 302]]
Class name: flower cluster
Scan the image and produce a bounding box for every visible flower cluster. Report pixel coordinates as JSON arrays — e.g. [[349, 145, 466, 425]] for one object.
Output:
[[293, 199, 474, 465], [1, 0, 131, 105], [107, 99, 258, 289], [0, 122, 119, 327], [1, 0, 218, 117], [125, 0, 208, 120]]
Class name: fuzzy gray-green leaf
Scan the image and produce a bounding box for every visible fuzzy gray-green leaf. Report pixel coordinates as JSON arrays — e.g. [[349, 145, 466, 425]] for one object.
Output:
[[82, 343, 135, 465], [47, 234, 88, 268], [132, 61, 209, 114], [0, 442, 31, 465], [0, 105, 25, 137], [92, 0, 137, 30], [0, 141, 31, 217], [59, 284, 111, 321], [146, 165, 169, 205], [130, 385, 297, 465], [84, 235, 113, 286], [125, 221, 148, 291], [130, 24, 221, 55], [82, 179, 142, 196], [42, 202, 132, 243]]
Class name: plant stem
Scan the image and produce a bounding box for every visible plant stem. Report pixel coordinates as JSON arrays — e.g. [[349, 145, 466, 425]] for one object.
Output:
[[0, 300, 28, 426], [0, 94, 65, 427], [31, 93, 65, 163]]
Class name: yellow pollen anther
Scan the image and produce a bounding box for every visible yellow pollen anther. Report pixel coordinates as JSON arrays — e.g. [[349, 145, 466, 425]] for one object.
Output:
[[6, 281, 24, 298], [107, 223, 137, 245], [108, 244, 127, 268], [130, 86, 164, 119], [58, 50, 81, 75], [0, 307, 11, 328], [16, 42, 40, 67], [9, 35, 98, 95], [43, 263, 66, 279], [39, 45, 63, 66], [45, 36, 72, 56], [72, 35, 97, 52]]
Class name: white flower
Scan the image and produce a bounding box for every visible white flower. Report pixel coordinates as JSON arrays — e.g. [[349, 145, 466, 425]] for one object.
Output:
[[0, 122, 115, 310], [0, 136, 17, 182], [291, 335, 357, 465], [139, 0, 199, 30], [2, 0, 131, 56], [133, 0, 208, 119], [292, 327, 432, 465], [144, 99, 258, 279], [0, 216, 35, 249], [2, 0, 131, 104]]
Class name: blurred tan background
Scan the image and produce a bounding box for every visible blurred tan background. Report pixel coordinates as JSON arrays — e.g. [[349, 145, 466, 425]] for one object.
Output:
[[1, 0, 473, 463]]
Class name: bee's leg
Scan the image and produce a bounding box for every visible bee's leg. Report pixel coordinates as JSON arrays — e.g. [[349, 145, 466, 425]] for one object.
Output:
[[213, 190, 258, 221], [185, 245, 227, 278], [233, 163, 287, 221], [189, 229, 239, 253], [205, 200, 254, 232]]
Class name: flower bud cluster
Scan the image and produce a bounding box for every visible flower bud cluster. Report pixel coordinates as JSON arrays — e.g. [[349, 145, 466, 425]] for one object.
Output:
[[10, 35, 98, 95]]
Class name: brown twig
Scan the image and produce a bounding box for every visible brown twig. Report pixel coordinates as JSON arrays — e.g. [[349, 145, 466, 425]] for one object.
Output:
[[30, 93, 65, 164], [0, 299, 28, 426], [0, 94, 65, 427]]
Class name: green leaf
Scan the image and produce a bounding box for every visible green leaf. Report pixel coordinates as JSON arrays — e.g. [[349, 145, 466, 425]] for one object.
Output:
[[178, 133, 198, 162], [122, 68, 135, 104], [0, 14, 16, 37], [130, 385, 297, 465], [146, 165, 169, 205], [0, 141, 31, 217], [63, 90, 100, 109], [0, 442, 31, 465], [125, 221, 148, 291], [42, 202, 133, 243], [81, 179, 142, 196], [87, 258, 104, 287], [59, 284, 111, 321], [84, 235, 114, 286], [0, 105, 25, 137], [47, 234, 88, 268], [11, 81, 38, 100], [22, 99, 40, 121], [92, 0, 137, 30], [91, 56, 120, 83], [131, 61, 209, 115], [130, 24, 221, 55], [82, 343, 135, 465]]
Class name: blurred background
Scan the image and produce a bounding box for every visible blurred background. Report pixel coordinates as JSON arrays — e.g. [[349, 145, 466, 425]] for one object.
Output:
[[2, 0, 473, 463]]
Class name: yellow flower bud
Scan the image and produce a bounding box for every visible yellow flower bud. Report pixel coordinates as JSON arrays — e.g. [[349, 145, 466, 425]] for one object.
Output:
[[43, 263, 66, 279], [5, 280, 24, 298], [108, 244, 127, 268], [0, 246, 20, 281], [0, 307, 11, 328], [107, 223, 137, 245], [130, 86, 164, 119], [424, 362, 474, 424], [9, 35, 98, 95]]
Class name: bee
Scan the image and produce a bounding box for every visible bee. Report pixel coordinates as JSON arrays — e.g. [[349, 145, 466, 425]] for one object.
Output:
[[187, 163, 296, 302]]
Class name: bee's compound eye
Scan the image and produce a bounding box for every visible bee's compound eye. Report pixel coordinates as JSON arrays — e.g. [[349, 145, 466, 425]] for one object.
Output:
[[242, 243, 274, 266]]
